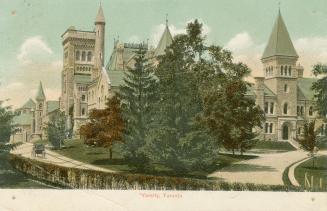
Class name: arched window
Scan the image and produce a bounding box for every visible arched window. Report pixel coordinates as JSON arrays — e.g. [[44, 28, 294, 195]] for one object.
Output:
[[288, 66, 292, 76], [270, 66, 273, 75], [283, 103, 288, 115], [81, 51, 86, 61], [280, 66, 283, 75], [81, 108, 85, 116], [87, 51, 92, 62], [298, 127, 302, 135], [81, 95, 86, 102], [76, 51, 80, 61], [284, 84, 288, 93], [309, 106, 313, 116], [284, 68, 287, 76], [39, 103, 43, 110]]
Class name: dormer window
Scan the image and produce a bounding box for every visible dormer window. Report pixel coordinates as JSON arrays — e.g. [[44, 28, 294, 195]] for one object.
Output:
[[76, 51, 80, 61], [82, 51, 86, 61]]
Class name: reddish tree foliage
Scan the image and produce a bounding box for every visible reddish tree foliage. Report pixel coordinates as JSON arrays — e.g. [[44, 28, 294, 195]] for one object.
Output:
[[80, 96, 125, 159]]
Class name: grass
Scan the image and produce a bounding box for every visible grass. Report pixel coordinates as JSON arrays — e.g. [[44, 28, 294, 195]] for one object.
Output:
[[294, 155, 327, 191], [251, 141, 296, 153], [47, 139, 257, 179]]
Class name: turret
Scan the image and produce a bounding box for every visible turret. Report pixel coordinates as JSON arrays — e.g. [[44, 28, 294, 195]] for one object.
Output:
[[94, 4, 106, 78]]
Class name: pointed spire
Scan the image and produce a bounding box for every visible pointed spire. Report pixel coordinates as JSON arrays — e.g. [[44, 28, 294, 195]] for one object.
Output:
[[154, 17, 173, 57], [36, 81, 46, 101], [95, 3, 105, 24], [262, 11, 298, 59]]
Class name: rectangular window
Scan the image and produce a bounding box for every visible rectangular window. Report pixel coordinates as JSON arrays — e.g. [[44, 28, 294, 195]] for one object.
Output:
[[270, 102, 274, 114], [265, 123, 269, 133], [269, 123, 273, 133], [264, 102, 269, 114]]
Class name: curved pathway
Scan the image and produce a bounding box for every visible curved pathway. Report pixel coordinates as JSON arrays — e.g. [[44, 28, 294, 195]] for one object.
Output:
[[209, 150, 327, 185], [11, 143, 114, 173]]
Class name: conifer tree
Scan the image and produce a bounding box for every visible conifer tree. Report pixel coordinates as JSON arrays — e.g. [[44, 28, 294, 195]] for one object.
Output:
[[147, 20, 219, 174], [118, 48, 158, 170]]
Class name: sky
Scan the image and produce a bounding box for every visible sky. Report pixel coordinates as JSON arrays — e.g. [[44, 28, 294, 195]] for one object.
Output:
[[1, 0, 327, 107]]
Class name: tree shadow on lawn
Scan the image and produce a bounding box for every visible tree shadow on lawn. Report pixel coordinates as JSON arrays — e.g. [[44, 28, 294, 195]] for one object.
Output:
[[219, 163, 277, 172], [92, 158, 126, 165], [302, 166, 327, 171]]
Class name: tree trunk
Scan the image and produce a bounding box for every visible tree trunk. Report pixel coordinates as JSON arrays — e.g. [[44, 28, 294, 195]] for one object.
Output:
[[109, 147, 113, 160]]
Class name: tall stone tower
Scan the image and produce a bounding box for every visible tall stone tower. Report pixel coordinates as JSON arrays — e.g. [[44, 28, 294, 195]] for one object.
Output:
[[261, 11, 299, 118], [93, 4, 106, 78], [35, 81, 46, 135]]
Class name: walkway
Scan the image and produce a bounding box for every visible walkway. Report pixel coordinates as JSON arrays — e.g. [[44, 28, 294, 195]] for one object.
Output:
[[11, 143, 114, 173], [209, 150, 327, 185]]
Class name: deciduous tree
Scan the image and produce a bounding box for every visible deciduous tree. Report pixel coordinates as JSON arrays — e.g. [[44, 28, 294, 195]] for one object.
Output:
[[80, 96, 124, 159]]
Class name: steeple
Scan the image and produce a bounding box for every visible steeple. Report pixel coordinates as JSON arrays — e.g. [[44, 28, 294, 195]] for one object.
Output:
[[36, 81, 46, 101], [262, 11, 298, 60], [154, 17, 173, 57], [95, 3, 105, 24]]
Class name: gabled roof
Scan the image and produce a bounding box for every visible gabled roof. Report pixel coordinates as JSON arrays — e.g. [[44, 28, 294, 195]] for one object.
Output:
[[95, 5, 105, 23], [262, 11, 298, 59], [297, 78, 318, 100], [36, 81, 46, 101], [154, 25, 173, 57], [107, 70, 125, 88], [21, 98, 35, 109], [246, 84, 276, 97], [46, 101, 59, 113], [13, 113, 33, 126]]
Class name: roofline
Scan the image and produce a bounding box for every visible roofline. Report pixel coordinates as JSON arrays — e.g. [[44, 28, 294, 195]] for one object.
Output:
[[61, 29, 95, 38], [261, 54, 299, 61]]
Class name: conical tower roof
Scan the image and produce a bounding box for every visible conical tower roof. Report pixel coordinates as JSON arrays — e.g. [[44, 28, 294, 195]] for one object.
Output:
[[154, 24, 173, 57], [262, 11, 298, 59], [36, 81, 46, 101], [95, 4, 105, 24]]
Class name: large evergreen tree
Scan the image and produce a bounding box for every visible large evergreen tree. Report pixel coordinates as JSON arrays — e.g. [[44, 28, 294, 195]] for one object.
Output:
[[147, 20, 219, 174], [119, 48, 158, 170]]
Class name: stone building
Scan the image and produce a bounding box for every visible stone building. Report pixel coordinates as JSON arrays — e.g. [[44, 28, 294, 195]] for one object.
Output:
[[10, 82, 59, 143], [249, 11, 326, 142], [59, 5, 173, 134]]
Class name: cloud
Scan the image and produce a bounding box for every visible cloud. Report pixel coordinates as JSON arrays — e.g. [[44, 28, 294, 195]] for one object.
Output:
[[224, 32, 327, 81], [1, 36, 62, 108], [17, 36, 53, 65], [149, 19, 211, 47]]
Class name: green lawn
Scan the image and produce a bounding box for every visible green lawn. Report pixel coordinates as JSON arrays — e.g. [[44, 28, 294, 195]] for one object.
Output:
[[294, 155, 327, 191], [251, 141, 296, 153], [47, 139, 257, 179]]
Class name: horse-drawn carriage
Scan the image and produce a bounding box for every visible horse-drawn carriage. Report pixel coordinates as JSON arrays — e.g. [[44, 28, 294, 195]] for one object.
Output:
[[31, 143, 46, 158]]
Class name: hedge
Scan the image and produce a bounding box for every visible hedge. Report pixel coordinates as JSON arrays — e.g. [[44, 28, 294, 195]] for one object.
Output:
[[9, 154, 305, 191]]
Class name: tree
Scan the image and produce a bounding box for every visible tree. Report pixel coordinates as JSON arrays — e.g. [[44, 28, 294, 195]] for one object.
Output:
[[198, 58, 265, 154], [118, 48, 158, 170], [147, 20, 219, 173], [312, 64, 327, 117], [45, 111, 66, 149], [295, 120, 319, 167], [80, 96, 124, 159], [0, 100, 15, 144]]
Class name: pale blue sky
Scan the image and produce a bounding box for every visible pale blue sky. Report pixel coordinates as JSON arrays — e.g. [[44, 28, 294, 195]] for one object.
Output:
[[1, 0, 327, 107]]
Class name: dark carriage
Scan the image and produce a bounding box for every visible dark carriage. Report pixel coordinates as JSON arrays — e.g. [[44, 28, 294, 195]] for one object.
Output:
[[31, 143, 46, 158]]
